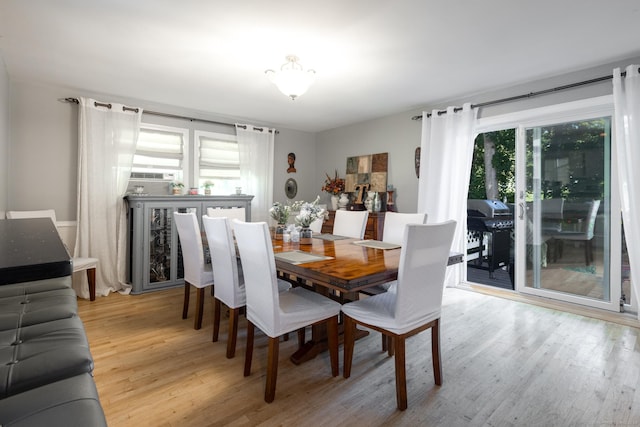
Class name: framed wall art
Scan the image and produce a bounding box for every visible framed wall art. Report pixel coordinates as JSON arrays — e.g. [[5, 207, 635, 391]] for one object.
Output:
[[344, 152, 388, 192]]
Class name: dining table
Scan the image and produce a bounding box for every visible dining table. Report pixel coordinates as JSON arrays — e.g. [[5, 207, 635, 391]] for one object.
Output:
[[270, 232, 463, 364], [0, 218, 72, 285]]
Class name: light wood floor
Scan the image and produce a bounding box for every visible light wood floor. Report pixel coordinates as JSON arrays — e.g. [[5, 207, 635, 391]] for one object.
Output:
[[78, 286, 640, 427]]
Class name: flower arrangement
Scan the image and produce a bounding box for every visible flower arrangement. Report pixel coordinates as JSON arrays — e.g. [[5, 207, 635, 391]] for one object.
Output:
[[321, 170, 345, 195], [202, 180, 214, 189], [269, 201, 292, 225], [293, 196, 326, 228]]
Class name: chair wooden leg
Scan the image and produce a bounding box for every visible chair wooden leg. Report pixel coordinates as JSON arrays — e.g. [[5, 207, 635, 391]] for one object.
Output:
[[182, 282, 190, 319], [86, 268, 96, 301], [244, 321, 255, 377], [432, 318, 442, 386], [265, 336, 280, 403], [213, 298, 221, 342], [343, 315, 355, 378], [226, 307, 239, 359], [194, 287, 205, 330], [394, 334, 407, 411], [327, 316, 339, 377], [388, 336, 395, 357], [297, 327, 306, 349], [381, 333, 387, 352]]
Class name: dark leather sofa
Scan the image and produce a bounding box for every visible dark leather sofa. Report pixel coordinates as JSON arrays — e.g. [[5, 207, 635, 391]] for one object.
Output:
[[0, 276, 107, 426]]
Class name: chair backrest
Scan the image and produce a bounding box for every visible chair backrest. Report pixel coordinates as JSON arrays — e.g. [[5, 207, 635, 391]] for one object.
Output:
[[173, 212, 207, 286], [202, 216, 245, 308], [382, 212, 427, 245], [541, 198, 564, 220], [332, 210, 369, 239], [232, 220, 281, 337], [562, 199, 601, 239], [206, 207, 246, 230], [6, 209, 57, 225], [309, 217, 324, 233], [394, 221, 456, 327], [584, 199, 600, 239]]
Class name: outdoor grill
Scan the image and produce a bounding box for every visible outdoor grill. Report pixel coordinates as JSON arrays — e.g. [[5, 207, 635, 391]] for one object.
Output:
[[467, 199, 514, 281]]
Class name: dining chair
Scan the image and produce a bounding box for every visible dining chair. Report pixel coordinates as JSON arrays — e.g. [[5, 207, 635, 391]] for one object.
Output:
[[232, 219, 341, 403], [173, 212, 214, 330], [382, 212, 428, 245], [550, 199, 600, 266], [201, 216, 291, 358], [6, 209, 99, 301], [374, 212, 429, 351], [308, 204, 326, 233], [206, 207, 246, 230], [342, 220, 456, 411], [332, 210, 369, 239]]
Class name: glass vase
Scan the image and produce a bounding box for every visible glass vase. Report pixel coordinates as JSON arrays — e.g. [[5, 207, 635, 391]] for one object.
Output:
[[275, 224, 286, 240], [299, 227, 313, 245]]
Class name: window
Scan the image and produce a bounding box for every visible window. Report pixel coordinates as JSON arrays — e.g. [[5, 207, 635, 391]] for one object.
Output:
[[132, 124, 188, 182], [195, 130, 240, 195]]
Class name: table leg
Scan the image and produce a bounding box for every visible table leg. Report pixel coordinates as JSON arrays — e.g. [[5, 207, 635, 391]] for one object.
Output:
[[290, 322, 369, 365]]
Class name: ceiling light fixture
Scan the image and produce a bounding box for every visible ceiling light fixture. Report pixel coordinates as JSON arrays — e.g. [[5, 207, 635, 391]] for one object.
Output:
[[265, 55, 316, 100]]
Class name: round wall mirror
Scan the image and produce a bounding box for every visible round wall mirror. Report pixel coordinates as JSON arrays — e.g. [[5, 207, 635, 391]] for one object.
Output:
[[285, 178, 298, 199]]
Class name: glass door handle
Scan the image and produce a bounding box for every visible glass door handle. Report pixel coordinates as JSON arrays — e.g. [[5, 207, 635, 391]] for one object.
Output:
[[518, 203, 525, 220]]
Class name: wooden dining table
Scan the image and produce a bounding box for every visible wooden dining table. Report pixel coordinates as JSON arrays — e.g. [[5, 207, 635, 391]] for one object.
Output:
[[270, 233, 463, 364]]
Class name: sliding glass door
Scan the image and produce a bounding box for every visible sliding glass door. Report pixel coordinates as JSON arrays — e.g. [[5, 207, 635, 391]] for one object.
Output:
[[515, 115, 620, 311]]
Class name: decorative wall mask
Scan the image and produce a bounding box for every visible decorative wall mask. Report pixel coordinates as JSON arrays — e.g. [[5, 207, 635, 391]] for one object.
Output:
[[287, 152, 297, 173]]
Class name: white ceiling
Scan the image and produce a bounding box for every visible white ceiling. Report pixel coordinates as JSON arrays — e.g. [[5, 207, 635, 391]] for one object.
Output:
[[1, 0, 639, 132]]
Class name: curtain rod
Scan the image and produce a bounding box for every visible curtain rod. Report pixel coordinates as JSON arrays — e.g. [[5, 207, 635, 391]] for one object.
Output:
[[411, 68, 637, 121], [63, 97, 278, 134]]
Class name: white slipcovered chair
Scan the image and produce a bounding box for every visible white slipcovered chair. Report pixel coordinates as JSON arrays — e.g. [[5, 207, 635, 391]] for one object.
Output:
[[342, 220, 456, 410], [206, 207, 246, 230], [201, 216, 290, 358], [173, 212, 214, 330], [308, 204, 326, 234], [382, 212, 428, 245], [332, 210, 369, 239], [6, 209, 99, 301], [232, 219, 341, 403]]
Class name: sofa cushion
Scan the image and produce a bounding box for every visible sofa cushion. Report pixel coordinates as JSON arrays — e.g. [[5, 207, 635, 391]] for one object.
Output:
[[0, 373, 107, 427], [0, 317, 93, 398], [0, 276, 72, 298], [0, 288, 78, 331]]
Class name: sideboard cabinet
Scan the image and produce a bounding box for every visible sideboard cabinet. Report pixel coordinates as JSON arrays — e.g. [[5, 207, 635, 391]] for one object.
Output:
[[321, 210, 385, 240], [125, 195, 253, 294]]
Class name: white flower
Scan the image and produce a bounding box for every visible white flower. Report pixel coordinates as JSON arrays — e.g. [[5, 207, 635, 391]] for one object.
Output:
[[293, 196, 325, 228]]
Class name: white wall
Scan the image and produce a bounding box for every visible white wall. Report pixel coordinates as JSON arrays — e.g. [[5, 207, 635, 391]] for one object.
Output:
[[0, 55, 9, 216], [316, 112, 421, 213], [315, 56, 640, 213], [7, 55, 640, 220], [7, 80, 317, 220]]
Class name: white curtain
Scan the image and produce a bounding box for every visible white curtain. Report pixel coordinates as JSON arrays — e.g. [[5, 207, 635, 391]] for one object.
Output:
[[613, 65, 640, 317], [76, 98, 142, 298], [235, 124, 275, 223], [417, 103, 477, 287]]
